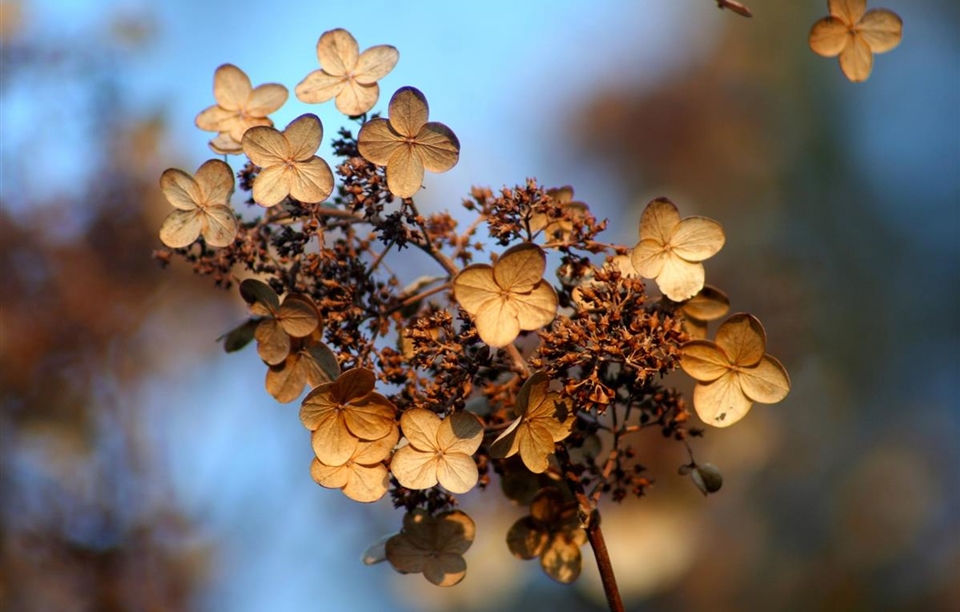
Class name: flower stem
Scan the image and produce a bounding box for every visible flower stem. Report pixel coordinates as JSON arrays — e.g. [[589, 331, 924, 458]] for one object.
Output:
[[586, 518, 625, 612]]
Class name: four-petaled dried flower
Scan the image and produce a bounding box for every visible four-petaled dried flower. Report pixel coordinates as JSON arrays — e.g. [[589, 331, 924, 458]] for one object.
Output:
[[390, 409, 483, 494], [311, 425, 399, 502], [506, 487, 586, 583], [265, 332, 340, 403], [240, 279, 320, 365], [295, 28, 399, 116], [530, 186, 590, 242], [453, 243, 558, 348], [241, 113, 334, 207], [680, 313, 790, 427], [809, 0, 903, 82], [385, 509, 475, 587], [299, 367, 397, 466], [679, 285, 730, 339], [630, 197, 725, 302], [490, 372, 573, 473], [159, 159, 238, 248], [357, 86, 460, 198], [195, 64, 288, 154]]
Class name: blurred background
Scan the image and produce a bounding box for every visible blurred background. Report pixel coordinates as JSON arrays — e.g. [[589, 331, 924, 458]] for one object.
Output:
[[1, 1, 957, 610]]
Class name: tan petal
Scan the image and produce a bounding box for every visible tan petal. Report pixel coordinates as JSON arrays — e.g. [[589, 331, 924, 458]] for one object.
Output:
[[839, 34, 874, 82], [415, 122, 460, 172], [828, 0, 865, 24], [289, 157, 333, 204], [857, 9, 903, 53], [683, 285, 730, 321], [283, 114, 323, 160], [541, 537, 583, 584], [436, 411, 483, 455], [385, 146, 424, 199], [670, 217, 725, 262], [251, 164, 292, 208], [310, 457, 349, 489], [715, 313, 766, 367], [208, 132, 243, 155], [739, 355, 790, 404], [474, 298, 521, 347], [385, 533, 427, 574], [388, 86, 429, 137], [516, 372, 550, 417], [242, 126, 289, 167], [519, 421, 557, 473], [255, 319, 290, 365], [295, 70, 346, 105], [356, 118, 403, 165], [423, 554, 466, 587], [452, 265, 499, 315], [212, 64, 251, 111], [655, 256, 705, 302], [299, 385, 338, 429], [506, 517, 547, 559], [529, 487, 564, 522], [514, 282, 558, 330], [435, 510, 476, 553], [336, 81, 380, 116], [246, 83, 288, 117], [682, 317, 709, 339], [194, 159, 234, 205], [332, 367, 376, 401], [160, 168, 200, 210], [639, 197, 681, 244], [311, 417, 359, 466], [489, 417, 522, 459], [494, 243, 547, 293], [159, 210, 201, 248], [226, 116, 273, 144], [239, 278, 279, 311], [436, 454, 479, 494], [630, 239, 667, 279], [302, 342, 341, 387], [693, 374, 753, 428], [680, 340, 731, 383], [265, 353, 308, 403], [342, 463, 390, 502], [316, 28, 359, 76], [200, 206, 238, 247], [195, 105, 235, 132], [399, 409, 442, 451], [354, 45, 399, 84], [276, 295, 319, 337], [390, 445, 439, 489], [809, 16, 852, 57], [343, 395, 396, 440], [353, 426, 399, 464]]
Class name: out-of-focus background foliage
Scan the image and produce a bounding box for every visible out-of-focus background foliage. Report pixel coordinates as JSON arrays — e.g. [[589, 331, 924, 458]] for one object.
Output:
[[1, 1, 957, 610]]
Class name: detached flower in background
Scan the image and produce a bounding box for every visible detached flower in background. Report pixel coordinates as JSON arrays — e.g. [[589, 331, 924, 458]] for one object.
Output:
[[809, 0, 903, 82], [296, 28, 399, 116], [506, 487, 586, 584], [158, 159, 238, 248], [195, 64, 288, 154], [385, 509, 476, 587]]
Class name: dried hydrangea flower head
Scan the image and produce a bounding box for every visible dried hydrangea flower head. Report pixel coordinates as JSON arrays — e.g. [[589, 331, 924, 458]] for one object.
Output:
[[630, 197, 725, 302], [385, 509, 476, 587], [241, 113, 334, 207], [299, 367, 397, 466], [311, 425, 399, 502], [681, 313, 790, 427], [678, 285, 730, 339], [357, 86, 460, 198], [158, 159, 238, 248], [390, 409, 483, 494], [506, 487, 587, 583], [295, 28, 399, 116], [265, 332, 340, 403], [809, 0, 903, 82], [452, 243, 558, 347], [239, 279, 320, 366], [195, 64, 288, 154], [490, 372, 573, 473]]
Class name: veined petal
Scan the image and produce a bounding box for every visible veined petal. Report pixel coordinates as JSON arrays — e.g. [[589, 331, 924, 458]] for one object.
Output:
[[299, 385, 338, 429], [655, 256, 705, 302], [312, 418, 359, 466], [317, 28, 359, 76], [857, 9, 903, 53], [208, 132, 243, 155], [295, 71, 346, 105], [390, 446, 439, 489], [829, 0, 866, 24], [227, 116, 273, 144], [354, 45, 399, 84], [399, 409, 442, 451], [453, 265, 499, 315], [246, 83, 288, 117], [385, 145, 425, 199], [276, 296, 319, 337], [283, 114, 323, 160], [194, 159, 234, 205], [200, 206, 238, 247], [357, 118, 403, 165], [630, 239, 668, 279], [715, 313, 766, 367], [337, 81, 380, 116], [639, 197, 681, 244], [265, 353, 308, 403], [739, 355, 790, 404], [489, 417, 522, 459], [518, 421, 556, 473], [195, 105, 235, 132], [159, 210, 201, 248], [670, 216, 725, 262], [415, 122, 460, 172], [680, 340, 731, 383], [342, 463, 390, 502], [212, 64, 251, 111], [839, 34, 874, 82], [353, 427, 399, 464], [809, 16, 852, 57], [242, 126, 289, 167], [289, 157, 333, 204], [693, 374, 753, 428], [343, 397, 396, 440], [388, 86, 429, 137], [160, 168, 201, 210], [251, 164, 292, 208], [310, 457, 350, 489], [475, 299, 521, 348], [436, 454, 479, 494], [494, 243, 547, 293], [332, 368, 376, 401], [514, 282, 558, 330], [437, 412, 483, 455], [683, 285, 730, 321], [255, 318, 290, 365]]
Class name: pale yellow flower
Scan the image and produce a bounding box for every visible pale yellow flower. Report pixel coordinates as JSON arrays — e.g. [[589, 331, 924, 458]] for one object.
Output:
[[195, 64, 288, 153], [490, 372, 573, 473], [809, 0, 903, 82], [241, 114, 334, 207], [630, 197, 725, 302], [357, 87, 460, 198], [158, 159, 238, 248], [680, 313, 790, 427], [452, 243, 558, 348], [310, 425, 399, 502], [385, 509, 476, 587], [390, 409, 483, 494], [295, 28, 399, 116]]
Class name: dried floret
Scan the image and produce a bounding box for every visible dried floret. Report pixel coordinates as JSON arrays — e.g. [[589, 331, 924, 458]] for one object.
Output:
[[265, 333, 340, 403], [630, 197, 725, 302], [241, 113, 334, 207], [158, 159, 238, 248], [490, 372, 573, 473], [680, 313, 790, 427], [357, 86, 460, 198], [195, 64, 288, 154], [505, 487, 586, 583], [240, 279, 320, 365], [390, 409, 483, 494], [299, 367, 397, 466], [529, 186, 589, 242], [385, 509, 475, 587], [809, 0, 903, 82], [295, 28, 399, 116], [679, 285, 730, 339], [453, 243, 558, 348], [311, 425, 399, 502]]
